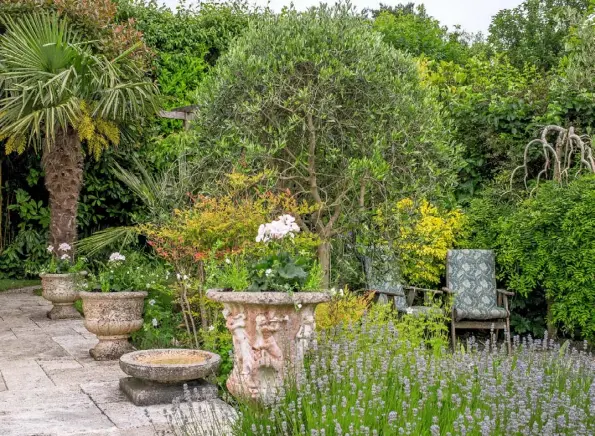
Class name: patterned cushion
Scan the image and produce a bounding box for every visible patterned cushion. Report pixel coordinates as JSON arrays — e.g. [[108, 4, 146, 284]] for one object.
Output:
[[454, 307, 509, 321], [447, 249, 508, 321], [363, 251, 407, 311]]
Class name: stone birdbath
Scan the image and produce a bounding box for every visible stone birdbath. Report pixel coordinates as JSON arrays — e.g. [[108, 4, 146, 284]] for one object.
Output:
[[119, 349, 221, 406]]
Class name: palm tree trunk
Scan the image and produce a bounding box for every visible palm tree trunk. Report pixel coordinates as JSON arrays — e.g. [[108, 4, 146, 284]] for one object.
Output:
[[42, 127, 83, 252]]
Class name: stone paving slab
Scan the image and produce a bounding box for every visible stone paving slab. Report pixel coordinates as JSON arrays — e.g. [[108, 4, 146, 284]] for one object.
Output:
[[0, 336, 71, 362], [0, 288, 236, 435], [0, 359, 54, 390], [47, 362, 125, 388], [0, 387, 115, 436]]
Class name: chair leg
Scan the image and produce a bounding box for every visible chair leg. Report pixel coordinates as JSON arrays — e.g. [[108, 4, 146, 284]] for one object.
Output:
[[505, 316, 512, 355], [451, 318, 457, 351]]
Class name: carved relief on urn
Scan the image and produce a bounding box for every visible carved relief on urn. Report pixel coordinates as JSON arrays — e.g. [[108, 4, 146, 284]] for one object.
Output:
[[207, 290, 330, 403]]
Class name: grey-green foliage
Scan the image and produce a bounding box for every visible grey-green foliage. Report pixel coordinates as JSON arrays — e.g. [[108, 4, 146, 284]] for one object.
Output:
[[193, 2, 461, 239]]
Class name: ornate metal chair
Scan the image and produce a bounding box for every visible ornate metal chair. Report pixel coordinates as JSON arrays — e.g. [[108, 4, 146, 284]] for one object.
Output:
[[363, 254, 442, 315], [444, 249, 514, 353]]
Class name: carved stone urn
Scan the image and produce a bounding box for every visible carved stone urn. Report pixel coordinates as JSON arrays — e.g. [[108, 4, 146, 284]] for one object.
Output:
[[207, 290, 330, 403], [79, 291, 147, 360], [40, 273, 81, 320]]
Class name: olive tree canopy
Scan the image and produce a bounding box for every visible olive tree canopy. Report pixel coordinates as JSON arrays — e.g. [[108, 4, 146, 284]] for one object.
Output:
[[193, 3, 461, 286]]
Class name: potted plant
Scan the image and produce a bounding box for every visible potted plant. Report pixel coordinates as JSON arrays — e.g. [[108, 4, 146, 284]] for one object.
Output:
[[79, 252, 156, 360], [40, 243, 85, 319], [207, 215, 330, 403]]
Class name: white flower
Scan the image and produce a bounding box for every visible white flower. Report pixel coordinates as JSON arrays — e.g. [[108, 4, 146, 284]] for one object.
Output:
[[330, 287, 337, 296], [149, 299, 156, 306], [60, 254, 70, 261], [108, 252, 126, 262], [146, 283, 151, 288], [225, 258, 231, 265], [297, 303, 303, 310], [255, 215, 300, 243], [176, 273, 181, 280], [47, 245, 54, 253], [406, 308, 414, 315], [183, 275, 189, 281], [265, 269, 273, 277], [339, 288, 344, 297], [58, 243, 71, 252], [152, 318, 158, 327], [208, 325, 215, 332]]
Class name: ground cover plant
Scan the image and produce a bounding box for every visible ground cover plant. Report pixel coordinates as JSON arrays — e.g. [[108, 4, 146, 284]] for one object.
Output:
[[0, 278, 40, 291]]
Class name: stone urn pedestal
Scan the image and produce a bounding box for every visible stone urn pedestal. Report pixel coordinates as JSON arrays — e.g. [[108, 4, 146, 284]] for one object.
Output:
[[79, 291, 147, 360], [119, 349, 221, 406], [40, 274, 81, 320], [207, 290, 330, 403]]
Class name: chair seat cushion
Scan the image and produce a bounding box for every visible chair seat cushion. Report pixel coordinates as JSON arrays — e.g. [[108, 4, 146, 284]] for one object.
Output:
[[454, 306, 508, 322], [399, 306, 442, 316]]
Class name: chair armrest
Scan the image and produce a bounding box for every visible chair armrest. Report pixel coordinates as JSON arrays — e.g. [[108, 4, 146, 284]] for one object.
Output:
[[371, 289, 405, 297], [403, 286, 442, 294], [497, 289, 515, 296]]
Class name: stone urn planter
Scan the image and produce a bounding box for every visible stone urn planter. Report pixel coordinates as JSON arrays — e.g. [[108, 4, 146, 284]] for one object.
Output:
[[79, 291, 147, 360], [40, 273, 81, 320], [119, 349, 220, 406], [207, 289, 330, 403]]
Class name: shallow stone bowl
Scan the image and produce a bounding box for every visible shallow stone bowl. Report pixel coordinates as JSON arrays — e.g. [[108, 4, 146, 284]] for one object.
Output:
[[119, 349, 221, 383]]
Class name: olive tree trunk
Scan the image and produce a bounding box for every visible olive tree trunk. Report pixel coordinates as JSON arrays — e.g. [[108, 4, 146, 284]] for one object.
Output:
[[41, 127, 84, 252]]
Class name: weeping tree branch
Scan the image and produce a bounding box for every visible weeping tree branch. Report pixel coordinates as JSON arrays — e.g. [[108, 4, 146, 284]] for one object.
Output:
[[511, 125, 595, 195]]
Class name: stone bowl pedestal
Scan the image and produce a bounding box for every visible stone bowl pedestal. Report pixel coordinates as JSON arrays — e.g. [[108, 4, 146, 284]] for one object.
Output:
[[79, 291, 147, 360], [119, 349, 221, 406], [207, 289, 330, 404], [40, 273, 81, 320]]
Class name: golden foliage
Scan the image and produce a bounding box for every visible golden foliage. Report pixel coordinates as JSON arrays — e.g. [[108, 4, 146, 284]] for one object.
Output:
[[2, 134, 26, 154], [376, 198, 467, 287], [315, 289, 374, 330], [74, 102, 120, 159]]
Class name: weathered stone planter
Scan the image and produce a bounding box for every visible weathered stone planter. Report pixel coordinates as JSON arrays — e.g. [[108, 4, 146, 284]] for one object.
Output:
[[40, 273, 81, 320], [79, 291, 147, 360], [207, 290, 330, 403], [119, 349, 220, 406]]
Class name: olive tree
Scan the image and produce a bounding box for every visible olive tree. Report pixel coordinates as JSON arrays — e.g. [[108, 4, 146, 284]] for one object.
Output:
[[193, 3, 460, 287]]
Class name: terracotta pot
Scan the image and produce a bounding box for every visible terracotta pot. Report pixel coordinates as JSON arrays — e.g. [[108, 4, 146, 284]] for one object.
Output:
[[40, 273, 81, 320], [207, 290, 330, 403], [79, 291, 147, 360]]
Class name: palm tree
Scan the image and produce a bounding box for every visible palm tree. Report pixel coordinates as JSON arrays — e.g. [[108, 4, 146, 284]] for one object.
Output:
[[0, 13, 158, 254]]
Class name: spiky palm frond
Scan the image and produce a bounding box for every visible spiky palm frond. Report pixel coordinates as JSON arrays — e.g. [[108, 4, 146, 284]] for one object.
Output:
[[0, 12, 158, 154], [76, 226, 139, 256]]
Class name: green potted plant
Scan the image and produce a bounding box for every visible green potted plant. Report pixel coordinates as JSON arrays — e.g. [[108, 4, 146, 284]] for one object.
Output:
[[40, 243, 85, 319], [207, 215, 330, 403], [79, 253, 157, 360]]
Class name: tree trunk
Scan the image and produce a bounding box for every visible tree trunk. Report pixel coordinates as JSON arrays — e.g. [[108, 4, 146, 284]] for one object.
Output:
[[41, 128, 84, 254], [318, 240, 331, 290], [546, 296, 557, 339]]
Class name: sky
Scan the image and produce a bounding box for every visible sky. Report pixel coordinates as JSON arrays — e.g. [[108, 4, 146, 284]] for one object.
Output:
[[162, 0, 525, 34]]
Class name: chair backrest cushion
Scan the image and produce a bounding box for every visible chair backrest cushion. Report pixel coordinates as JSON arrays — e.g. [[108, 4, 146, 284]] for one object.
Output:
[[363, 254, 407, 311], [447, 249, 497, 316]]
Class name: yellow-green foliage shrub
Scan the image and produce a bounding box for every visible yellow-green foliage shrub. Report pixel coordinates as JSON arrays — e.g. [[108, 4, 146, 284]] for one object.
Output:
[[375, 198, 466, 287], [315, 289, 374, 330]]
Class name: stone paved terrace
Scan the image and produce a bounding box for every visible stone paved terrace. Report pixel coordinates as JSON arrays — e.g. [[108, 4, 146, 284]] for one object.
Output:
[[0, 288, 234, 436]]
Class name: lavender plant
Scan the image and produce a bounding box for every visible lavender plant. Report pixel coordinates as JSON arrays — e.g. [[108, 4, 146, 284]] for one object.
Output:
[[232, 325, 594, 435], [166, 312, 595, 436]]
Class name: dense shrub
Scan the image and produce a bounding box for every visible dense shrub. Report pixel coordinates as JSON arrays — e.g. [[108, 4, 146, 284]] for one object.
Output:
[[497, 176, 595, 340]]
